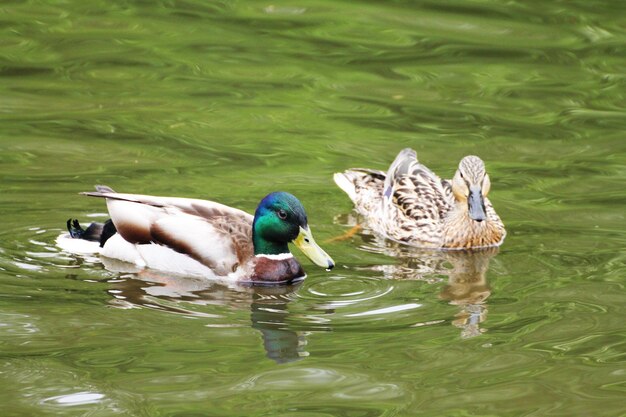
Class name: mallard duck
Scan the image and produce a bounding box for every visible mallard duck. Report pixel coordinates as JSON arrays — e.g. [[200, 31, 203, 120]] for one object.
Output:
[[333, 148, 505, 249], [57, 186, 334, 285]]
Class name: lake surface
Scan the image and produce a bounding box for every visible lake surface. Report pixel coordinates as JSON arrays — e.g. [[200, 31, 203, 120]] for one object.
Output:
[[1, 1, 625, 416]]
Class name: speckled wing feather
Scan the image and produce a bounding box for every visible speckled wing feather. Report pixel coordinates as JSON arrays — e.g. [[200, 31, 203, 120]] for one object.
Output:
[[440, 179, 454, 213], [383, 150, 453, 246], [334, 168, 386, 216]]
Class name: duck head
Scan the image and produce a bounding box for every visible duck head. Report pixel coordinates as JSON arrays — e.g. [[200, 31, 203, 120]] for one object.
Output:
[[252, 192, 335, 270], [451, 156, 491, 222]]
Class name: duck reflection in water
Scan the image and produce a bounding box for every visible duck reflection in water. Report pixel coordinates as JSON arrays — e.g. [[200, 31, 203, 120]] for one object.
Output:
[[335, 213, 499, 339], [437, 249, 495, 339], [94, 257, 309, 363]]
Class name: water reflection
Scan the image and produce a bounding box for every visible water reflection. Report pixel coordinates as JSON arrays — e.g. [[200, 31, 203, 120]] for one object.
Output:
[[438, 250, 494, 339], [250, 292, 309, 364], [338, 213, 497, 338], [87, 259, 307, 363]]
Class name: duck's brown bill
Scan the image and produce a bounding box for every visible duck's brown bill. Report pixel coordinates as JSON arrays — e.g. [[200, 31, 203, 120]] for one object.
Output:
[[293, 226, 335, 270]]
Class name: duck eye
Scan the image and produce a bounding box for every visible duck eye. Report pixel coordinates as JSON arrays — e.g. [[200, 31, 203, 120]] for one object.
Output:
[[277, 209, 287, 220]]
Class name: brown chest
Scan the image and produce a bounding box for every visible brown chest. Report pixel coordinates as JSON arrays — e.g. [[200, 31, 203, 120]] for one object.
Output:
[[249, 256, 305, 285], [442, 213, 505, 249]]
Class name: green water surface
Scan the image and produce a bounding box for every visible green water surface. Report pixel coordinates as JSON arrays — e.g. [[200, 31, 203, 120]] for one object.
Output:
[[1, 1, 625, 416]]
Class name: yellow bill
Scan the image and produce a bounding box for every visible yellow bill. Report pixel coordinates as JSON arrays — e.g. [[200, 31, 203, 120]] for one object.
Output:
[[293, 226, 335, 270]]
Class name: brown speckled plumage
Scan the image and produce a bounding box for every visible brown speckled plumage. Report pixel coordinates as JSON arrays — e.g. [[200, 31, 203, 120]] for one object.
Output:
[[334, 149, 506, 249]]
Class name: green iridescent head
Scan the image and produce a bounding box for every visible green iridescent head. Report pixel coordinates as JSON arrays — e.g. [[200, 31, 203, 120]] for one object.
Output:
[[252, 192, 334, 269]]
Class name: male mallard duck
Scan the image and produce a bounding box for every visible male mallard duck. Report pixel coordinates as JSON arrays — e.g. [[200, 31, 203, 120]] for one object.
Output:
[[333, 148, 505, 249], [58, 186, 334, 285]]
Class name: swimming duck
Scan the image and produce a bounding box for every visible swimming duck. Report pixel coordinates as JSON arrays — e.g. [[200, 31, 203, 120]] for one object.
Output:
[[333, 148, 505, 249], [58, 186, 334, 284]]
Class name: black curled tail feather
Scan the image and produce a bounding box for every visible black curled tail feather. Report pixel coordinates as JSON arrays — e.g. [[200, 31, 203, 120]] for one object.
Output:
[[66, 218, 117, 247], [99, 219, 117, 247], [67, 219, 86, 239]]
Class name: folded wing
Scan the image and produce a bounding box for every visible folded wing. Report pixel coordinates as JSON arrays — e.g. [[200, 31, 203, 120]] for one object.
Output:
[[83, 186, 254, 275], [381, 149, 454, 244]]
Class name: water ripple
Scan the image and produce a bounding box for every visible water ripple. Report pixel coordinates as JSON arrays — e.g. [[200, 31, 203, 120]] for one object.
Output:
[[42, 391, 105, 406]]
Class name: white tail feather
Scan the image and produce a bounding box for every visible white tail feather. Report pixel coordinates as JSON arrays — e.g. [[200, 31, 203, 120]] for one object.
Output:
[[333, 172, 357, 201]]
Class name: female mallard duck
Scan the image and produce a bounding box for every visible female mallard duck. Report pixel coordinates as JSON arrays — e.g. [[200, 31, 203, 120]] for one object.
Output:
[[58, 186, 334, 285], [333, 148, 506, 249]]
